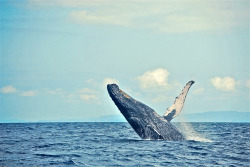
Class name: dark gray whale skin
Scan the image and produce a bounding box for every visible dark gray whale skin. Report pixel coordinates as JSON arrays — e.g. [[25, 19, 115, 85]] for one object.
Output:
[[107, 84, 186, 140]]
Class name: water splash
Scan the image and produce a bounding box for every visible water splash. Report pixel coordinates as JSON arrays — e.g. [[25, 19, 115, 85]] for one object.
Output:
[[175, 113, 213, 142], [179, 122, 212, 142]]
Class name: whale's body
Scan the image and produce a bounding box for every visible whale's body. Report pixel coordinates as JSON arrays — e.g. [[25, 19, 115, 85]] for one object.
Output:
[[107, 81, 194, 140]]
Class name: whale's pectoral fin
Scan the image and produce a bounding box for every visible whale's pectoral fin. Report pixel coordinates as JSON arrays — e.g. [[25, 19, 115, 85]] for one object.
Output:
[[163, 81, 195, 122]]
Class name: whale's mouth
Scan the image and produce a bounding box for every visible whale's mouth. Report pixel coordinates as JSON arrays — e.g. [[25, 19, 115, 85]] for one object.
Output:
[[107, 84, 119, 99], [107, 84, 124, 107], [107, 84, 131, 102]]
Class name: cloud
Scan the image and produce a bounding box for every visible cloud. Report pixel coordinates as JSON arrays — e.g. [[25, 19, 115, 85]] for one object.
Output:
[[211, 77, 237, 92], [19, 91, 36, 96], [28, 0, 249, 33], [70, 11, 131, 27], [80, 94, 97, 100], [0, 85, 17, 94], [136, 68, 169, 90], [0, 85, 37, 96], [193, 88, 204, 95], [67, 0, 249, 33], [79, 87, 99, 102], [103, 78, 119, 86], [28, 0, 111, 7], [79, 88, 96, 94], [246, 80, 250, 89]]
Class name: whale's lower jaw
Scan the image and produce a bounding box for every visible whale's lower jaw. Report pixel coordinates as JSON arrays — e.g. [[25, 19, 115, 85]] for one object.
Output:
[[107, 84, 186, 141]]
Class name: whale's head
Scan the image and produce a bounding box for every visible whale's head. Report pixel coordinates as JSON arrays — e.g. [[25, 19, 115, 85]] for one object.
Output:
[[107, 84, 135, 118], [107, 84, 127, 100], [107, 83, 159, 119], [107, 83, 156, 123]]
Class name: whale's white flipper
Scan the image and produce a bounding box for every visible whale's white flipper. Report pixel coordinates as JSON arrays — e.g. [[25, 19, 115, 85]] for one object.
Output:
[[163, 81, 195, 122]]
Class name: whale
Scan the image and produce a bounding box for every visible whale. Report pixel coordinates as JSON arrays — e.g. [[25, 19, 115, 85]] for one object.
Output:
[[107, 81, 194, 140]]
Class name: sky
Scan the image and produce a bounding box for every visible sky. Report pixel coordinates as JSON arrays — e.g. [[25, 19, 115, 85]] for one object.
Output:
[[0, 0, 249, 122]]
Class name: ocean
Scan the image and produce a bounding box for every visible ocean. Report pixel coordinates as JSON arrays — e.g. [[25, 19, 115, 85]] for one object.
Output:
[[0, 122, 249, 166]]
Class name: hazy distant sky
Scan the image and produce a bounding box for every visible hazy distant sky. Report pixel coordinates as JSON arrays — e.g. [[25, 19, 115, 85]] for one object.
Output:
[[0, 0, 249, 122]]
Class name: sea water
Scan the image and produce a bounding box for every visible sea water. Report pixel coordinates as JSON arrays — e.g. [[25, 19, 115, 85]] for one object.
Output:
[[0, 122, 249, 166]]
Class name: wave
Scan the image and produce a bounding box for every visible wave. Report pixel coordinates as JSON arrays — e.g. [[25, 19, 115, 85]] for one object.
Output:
[[186, 136, 213, 143], [34, 153, 81, 158], [34, 153, 61, 158]]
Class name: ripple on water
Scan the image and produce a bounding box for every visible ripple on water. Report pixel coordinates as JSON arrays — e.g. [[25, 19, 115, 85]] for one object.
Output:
[[0, 122, 249, 166]]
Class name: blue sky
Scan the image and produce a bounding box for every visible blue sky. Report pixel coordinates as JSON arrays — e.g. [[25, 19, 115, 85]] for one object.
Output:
[[0, 0, 249, 122]]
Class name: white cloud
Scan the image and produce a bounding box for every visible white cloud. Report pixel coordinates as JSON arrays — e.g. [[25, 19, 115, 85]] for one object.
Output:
[[65, 0, 249, 33], [28, 0, 112, 7], [28, 0, 249, 33], [137, 68, 169, 90], [79, 87, 99, 102], [193, 88, 204, 95], [79, 88, 96, 94], [211, 77, 237, 92], [0, 85, 38, 97], [103, 78, 119, 86], [80, 94, 97, 100], [19, 91, 36, 96], [0, 85, 17, 94], [70, 11, 131, 27], [246, 80, 250, 89]]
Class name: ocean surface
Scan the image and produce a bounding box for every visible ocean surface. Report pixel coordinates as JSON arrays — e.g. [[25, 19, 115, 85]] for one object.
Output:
[[0, 122, 249, 166]]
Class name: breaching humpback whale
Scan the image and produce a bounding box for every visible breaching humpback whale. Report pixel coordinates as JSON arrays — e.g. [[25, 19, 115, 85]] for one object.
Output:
[[107, 81, 194, 140]]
